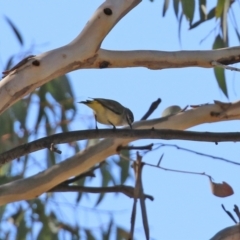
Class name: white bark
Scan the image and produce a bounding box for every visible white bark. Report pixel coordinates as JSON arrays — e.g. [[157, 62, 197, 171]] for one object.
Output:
[[0, 100, 239, 205]]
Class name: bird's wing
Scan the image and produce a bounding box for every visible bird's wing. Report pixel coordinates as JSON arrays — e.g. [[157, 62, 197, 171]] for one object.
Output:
[[93, 98, 122, 115]]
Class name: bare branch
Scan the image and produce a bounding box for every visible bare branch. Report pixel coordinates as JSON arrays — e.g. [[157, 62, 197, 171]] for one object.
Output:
[[97, 48, 240, 69], [1, 129, 240, 165], [50, 185, 153, 201]]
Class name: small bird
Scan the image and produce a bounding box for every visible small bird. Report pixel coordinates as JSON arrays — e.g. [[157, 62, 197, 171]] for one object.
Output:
[[79, 98, 134, 129]]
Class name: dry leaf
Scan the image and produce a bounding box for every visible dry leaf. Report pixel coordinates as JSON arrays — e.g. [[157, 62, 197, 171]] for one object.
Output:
[[210, 178, 234, 197]]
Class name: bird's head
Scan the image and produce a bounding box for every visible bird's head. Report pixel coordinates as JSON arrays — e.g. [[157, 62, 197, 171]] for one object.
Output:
[[125, 108, 134, 128]]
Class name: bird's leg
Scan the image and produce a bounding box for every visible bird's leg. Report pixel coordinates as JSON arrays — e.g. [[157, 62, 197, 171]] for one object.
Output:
[[94, 115, 98, 130], [108, 121, 116, 130]]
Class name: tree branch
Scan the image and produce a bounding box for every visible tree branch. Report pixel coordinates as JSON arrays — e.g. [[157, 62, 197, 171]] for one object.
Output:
[[2, 129, 240, 165], [1, 100, 240, 165], [49, 185, 153, 201], [0, 100, 240, 205], [96, 47, 240, 69], [0, 0, 141, 115]]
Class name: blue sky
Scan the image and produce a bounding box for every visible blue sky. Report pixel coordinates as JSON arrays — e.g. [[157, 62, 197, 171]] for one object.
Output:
[[1, 1, 240, 239]]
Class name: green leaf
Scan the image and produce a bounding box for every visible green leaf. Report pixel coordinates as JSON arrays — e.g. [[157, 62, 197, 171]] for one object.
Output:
[[189, 19, 205, 30], [213, 35, 224, 49], [85, 229, 96, 240], [116, 150, 131, 184], [212, 35, 228, 97], [95, 163, 112, 206], [214, 67, 228, 98], [116, 227, 129, 240], [4, 16, 24, 46], [173, 0, 179, 19], [199, 0, 207, 20], [11, 100, 28, 129], [37, 225, 58, 240], [181, 0, 195, 24], [207, 7, 216, 20], [190, 6, 216, 30], [162, 0, 170, 17], [16, 217, 29, 240], [48, 75, 76, 111], [215, 0, 225, 18]]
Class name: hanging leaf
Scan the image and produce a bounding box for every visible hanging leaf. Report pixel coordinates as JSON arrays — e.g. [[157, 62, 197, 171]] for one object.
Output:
[[212, 35, 228, 97], [47, 75, 76, 112], [11, 99, 28, 129], [85, 229, 96, 240], [181, 0, 195, 25], [4, 16, 24, 46], [162, 0, 170, 17], [189, 19, 205, 30], [215, 0, 225, 18], [95, 163, 112, 206], [116, 227, 129, 240], [199, 0, 207, 20], [178, 13, 183, 45], [214, 67, 228, 98], [16, 217, 29, 240], [116, 150, 131, 184], [209, 178, 234, 197], [207, 7, 216, 20], [173, 0, 179, 19], [190, 6, 216, 30]]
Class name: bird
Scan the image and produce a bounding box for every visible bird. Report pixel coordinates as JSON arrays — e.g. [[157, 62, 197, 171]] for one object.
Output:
[[79, 98, 134, 129]]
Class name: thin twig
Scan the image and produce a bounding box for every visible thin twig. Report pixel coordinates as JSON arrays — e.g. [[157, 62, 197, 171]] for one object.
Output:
[[116, 144, 153, 152], [145, 161, 212, 178], [49, 143, 62, 154], [157, 153, 164, 166], [49, 185, 154, 201], [151, 143, 240, 166], [212, 61, 240, 72]]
